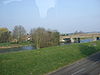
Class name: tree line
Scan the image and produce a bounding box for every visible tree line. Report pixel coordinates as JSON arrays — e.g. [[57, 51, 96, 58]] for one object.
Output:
[[0, 25, 60, 49]]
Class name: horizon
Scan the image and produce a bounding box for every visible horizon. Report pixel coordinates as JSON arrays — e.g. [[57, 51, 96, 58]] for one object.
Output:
[[0, 25, 100, 34], [0, 0, 100, 33]]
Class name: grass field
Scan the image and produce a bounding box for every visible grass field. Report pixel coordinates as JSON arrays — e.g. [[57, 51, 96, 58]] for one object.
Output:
[[0, 41, 31, 48], [0, 42, 12, 47], [0, 41, 100, 75]]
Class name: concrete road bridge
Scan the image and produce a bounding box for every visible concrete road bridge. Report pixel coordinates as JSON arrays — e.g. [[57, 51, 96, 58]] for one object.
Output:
[[60, 33, 100, 43]]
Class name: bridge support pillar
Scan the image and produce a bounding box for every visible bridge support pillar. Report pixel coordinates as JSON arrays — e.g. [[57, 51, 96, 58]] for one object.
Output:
[[70, 38, 80, 43], [74, 38, 80, 43], [77, 38, 80, 43], [70, 38, 74, 43], [96, 37, 100, 40]]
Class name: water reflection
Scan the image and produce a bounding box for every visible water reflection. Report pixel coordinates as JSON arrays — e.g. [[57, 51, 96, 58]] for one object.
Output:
[[80, 39, 94, 43], [60, 42, 71, 46]]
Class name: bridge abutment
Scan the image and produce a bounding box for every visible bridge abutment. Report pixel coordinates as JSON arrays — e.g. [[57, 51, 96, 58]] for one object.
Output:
[[93, 37, 100, 41]]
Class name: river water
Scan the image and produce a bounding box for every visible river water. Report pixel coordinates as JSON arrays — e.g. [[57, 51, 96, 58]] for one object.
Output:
[[80, 38, 94, 43], [0, 39, 94, 53]]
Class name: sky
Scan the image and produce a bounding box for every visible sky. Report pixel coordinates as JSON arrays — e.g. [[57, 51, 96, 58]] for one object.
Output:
[[0, 0, 100, 33]]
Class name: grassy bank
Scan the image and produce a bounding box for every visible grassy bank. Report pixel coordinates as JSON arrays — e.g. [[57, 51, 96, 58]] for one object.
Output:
[[0, 41, 100, 75], [0, 41, 32, 49]]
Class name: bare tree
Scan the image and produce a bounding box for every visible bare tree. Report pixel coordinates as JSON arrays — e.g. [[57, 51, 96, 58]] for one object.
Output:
[[13, 25, 26, 43], [30, 28, 45, 49], [30, 27, 59, 49]]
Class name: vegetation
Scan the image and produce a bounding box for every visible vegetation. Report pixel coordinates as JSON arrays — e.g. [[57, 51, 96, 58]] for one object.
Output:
[[13, 25, 26, 43], [0, 26, 59, 49], [0, 28, 11, 43], [0, 42, 11, 47], [0, 41, 100, 75], [0, 41, 32, 47], [30, 27, 59, 49]]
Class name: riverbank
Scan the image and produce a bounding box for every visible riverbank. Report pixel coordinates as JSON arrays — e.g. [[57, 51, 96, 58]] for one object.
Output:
[[0, 41, 100, 75], [0, 38, 94, 49], [0, 42, 32, 49], [0, 44, 32, 49]]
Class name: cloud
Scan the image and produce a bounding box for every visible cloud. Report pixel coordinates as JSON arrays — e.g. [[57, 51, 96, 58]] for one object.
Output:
[[3, 0, 22, 5], [35, 0, 57, 18]]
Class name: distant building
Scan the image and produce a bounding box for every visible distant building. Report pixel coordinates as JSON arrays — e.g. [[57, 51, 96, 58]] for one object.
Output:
[[25, 34, 31, 41]]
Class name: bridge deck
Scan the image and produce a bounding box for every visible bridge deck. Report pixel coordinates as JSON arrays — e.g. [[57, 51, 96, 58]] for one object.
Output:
[[60, 33, 100, 42]]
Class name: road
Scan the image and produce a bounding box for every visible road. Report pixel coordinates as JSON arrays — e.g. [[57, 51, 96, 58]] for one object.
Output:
[[48, 52, 100, 75]]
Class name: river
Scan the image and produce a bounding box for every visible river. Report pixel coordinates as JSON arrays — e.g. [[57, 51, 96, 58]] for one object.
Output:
[[0, 38, 94, 53]]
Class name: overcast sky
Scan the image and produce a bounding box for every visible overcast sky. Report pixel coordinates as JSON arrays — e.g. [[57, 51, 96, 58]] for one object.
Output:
[[0, 0, 100, 33]]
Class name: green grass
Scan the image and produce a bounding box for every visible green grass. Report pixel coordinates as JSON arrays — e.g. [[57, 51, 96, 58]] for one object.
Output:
[[0, 41, 32, 47], [0, 41, 100, 75], [0, 42, 11, 47]]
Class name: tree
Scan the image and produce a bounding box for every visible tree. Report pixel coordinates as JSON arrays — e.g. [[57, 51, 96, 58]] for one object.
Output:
[[30, 28, 45, 49], [51, 31, 60, 45], [30, 27, 60, 49], [0, 28, 11, 43], [13, 25, 26, 43]]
